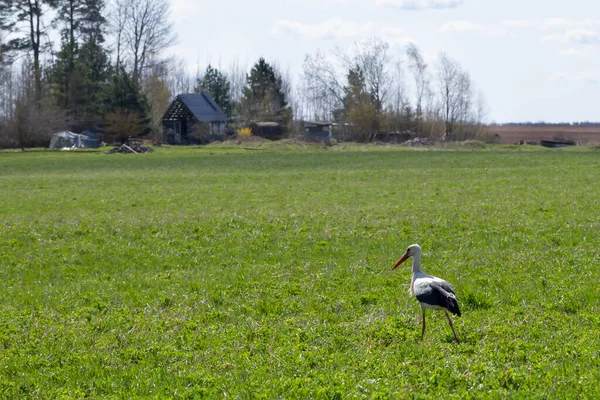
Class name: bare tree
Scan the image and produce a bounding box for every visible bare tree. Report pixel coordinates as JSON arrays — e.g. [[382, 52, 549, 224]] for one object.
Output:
[[436, 53, 460, 140], [141, 57, 171, 138], [301, 50, 345, 121], [164, 56, 192, 96], [349, 37, 392, 119], [0, 62, 14, 146], [290, 85, 306, 122], [0, 38, 16, 122], [388, 60, 410, 132], [272, 63, 298, 129], [121, 0, 177, 83], [6, 58, 64, 149], [474, 90, 489, 125], [456, 70, 473, 125], [406, 43, 429, 134], [110, 0, 129, 71], [436, 52, 474, 140], [225, 59, 247, 104]]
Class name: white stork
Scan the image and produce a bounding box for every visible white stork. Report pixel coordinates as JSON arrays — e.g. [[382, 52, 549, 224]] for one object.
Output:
[[392, 244, 461, 343]]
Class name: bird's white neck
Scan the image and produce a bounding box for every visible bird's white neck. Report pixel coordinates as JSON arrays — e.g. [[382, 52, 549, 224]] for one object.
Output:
[[411, 253, 422, 274]]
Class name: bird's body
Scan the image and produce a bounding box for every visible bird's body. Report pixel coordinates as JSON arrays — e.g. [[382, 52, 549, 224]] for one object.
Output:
[[412, 273, 461, 316], [393, 244, 461, 343]]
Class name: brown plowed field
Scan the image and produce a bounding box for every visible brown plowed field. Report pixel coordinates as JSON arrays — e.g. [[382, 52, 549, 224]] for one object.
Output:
[[488, 126, 600, 144]]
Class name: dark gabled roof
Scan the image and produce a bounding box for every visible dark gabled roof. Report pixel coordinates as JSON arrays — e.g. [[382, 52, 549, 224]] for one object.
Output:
[[162, 93, 227, 123], [304, 120, 332, 127], [252, 121, 280, 127]]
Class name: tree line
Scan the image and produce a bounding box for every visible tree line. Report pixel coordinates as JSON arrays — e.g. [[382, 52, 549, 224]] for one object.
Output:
[[299, 39, 490, 142], [0, 0, 489, 149]]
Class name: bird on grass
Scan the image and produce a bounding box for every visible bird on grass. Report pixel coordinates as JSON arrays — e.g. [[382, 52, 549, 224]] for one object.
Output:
[[392, 244, 461, 343]]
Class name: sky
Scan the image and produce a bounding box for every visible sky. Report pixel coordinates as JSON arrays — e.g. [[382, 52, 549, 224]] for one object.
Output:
[[167, 0, 600, 123]]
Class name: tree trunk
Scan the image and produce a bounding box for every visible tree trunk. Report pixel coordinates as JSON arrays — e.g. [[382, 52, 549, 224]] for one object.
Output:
[[28, 0, 42, 103]]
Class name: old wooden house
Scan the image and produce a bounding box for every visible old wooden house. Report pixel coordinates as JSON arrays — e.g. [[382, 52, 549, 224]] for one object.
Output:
[[162, 93, 228, 144]]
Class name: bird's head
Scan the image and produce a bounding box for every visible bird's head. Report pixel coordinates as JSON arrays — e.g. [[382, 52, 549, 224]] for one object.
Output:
[[392, 244, 421, 270]]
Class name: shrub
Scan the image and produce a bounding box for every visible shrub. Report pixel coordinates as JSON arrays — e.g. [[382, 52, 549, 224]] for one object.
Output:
[[237, 127, 252, 137]]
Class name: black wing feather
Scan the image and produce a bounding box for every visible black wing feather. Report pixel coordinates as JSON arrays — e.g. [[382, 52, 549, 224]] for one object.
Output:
[[415, 281, 461, 317]]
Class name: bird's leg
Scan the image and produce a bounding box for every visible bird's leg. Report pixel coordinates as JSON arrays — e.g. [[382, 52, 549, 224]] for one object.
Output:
[[445, 311, 460, 344], [420, 311, 426, 341]]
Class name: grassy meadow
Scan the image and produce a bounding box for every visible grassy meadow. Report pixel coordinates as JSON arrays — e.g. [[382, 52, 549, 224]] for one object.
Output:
[[0, 144, 599, 398]]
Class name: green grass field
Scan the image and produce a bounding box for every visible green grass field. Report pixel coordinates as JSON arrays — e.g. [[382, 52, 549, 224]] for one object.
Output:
[[0, 145, 599, 398]]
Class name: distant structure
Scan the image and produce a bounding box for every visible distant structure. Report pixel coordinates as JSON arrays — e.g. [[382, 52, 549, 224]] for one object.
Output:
[[162, 93, 228, 144], [249, 122, 284, 140], [49, 131, 101, 149], [303, 121, 333, 141]]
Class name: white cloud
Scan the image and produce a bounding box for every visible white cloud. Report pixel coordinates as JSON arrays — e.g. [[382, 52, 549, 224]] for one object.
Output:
[[501, 18, 596, 31], [567, 29, 600, 44], [374, 0, 464, 10], [557, 48, 592, 58], [541, 34, 561, 42], [272, 18, 414, 45], [272, 18, 373, 40], [554, 71, 600, 85], [170, 0, 201, 23], [502, 19, 537, 29], [380, 27, 417, 45], [439, 20, 484, 33], [485, 29, 512, 38], [543, 18, 595, 30], [543, 29, 600, 44]]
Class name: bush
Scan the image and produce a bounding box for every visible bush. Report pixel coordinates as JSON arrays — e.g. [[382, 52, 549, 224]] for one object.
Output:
[[237, 127, 252, 137]]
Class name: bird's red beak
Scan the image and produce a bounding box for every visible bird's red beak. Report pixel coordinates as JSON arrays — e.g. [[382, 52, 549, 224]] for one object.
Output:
[[392, 252, 410, 270]]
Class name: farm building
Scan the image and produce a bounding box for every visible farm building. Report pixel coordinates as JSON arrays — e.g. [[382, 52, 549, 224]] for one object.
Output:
[[162, 93, 228, 144], [372, 131, 415, 143], [304, 121, 333, 141], [249, 122, 284, 140]]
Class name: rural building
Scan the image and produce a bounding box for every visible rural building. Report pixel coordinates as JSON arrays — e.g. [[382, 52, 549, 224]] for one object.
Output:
[[162, 93, 228, 144], [250, 122, 284, 140], [372, 131, 415, 143], [304, 121, 333, 141], [49, 131, 102, 149]]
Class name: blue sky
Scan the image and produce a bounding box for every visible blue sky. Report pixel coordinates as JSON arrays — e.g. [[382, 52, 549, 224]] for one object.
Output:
[[169, 0, 600, 123]]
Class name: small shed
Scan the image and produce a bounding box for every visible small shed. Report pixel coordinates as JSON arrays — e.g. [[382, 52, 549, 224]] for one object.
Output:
[[372, 131, 415, 143], [162, 93, 228, 144], [250, 122, 283, 140], [304, 121, 333, 141], [49, 131, 101, 149]]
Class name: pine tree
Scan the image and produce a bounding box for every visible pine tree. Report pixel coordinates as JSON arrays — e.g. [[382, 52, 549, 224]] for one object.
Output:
[[343, 66, 368, 114], [240, 58, 289, 124], [195, 65, 232, 118], [47, 0, 109, 118], [2, 0, 57, 102], [76, 0, 109, 117], [104, 67, 151, 143], [343, 66, 375, 142]]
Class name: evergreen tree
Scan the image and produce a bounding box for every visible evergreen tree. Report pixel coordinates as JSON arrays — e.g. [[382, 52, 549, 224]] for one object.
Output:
[[76, 0, 109, 117], [77, 37, 109, 117], [2, 0, 57, 102], [54, 0, 85, 74], [343, 65, 375, 142], [47, 0, 109, 118], [195, 65, 232, 118], [343, 66, 368, 114], [104, 67, 151, 143], [240, 58, 289, 124]]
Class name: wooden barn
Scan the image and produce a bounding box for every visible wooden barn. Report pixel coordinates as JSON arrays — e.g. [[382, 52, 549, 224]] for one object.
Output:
[[162, 93, 228, 144], [249, 121, 284, 140], [303, 121, 333, 141]]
